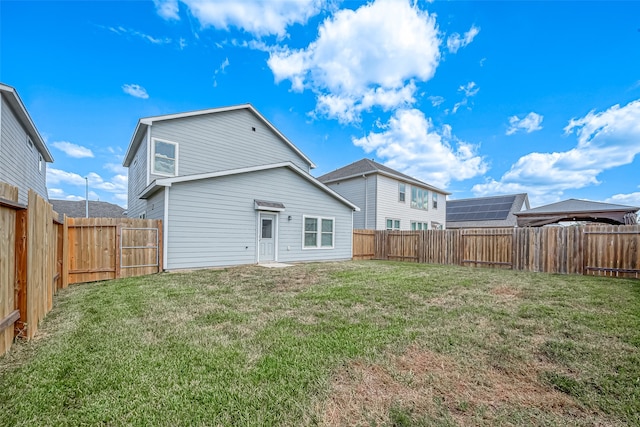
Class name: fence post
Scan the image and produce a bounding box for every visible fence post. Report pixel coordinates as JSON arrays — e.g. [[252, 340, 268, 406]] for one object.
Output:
[[115, 224, 122, 279]]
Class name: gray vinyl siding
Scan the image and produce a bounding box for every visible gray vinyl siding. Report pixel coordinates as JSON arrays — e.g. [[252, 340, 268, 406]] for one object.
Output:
[[126, 129, 148, 217], [0, 94, 48, 204], [150, 109, 310, 183], [165, 167, 353, 269], [145, 188, 165, 220], [325, 176, 376, 229]]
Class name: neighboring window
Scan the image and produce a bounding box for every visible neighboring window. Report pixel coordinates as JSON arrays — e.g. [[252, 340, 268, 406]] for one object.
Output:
[[411, 221, 429, 230], [139, 212, 146, 219], [410, 187, 429, 210], [304, 216, 334, 248], [386, 219, 401, 230], [398, 183, 406, 203], [26, 137, 33, 150], [152, 139, 178, 176], [433, 193, 438, 209], [431, 221, 443, 230], [38, 154, 43, 172]]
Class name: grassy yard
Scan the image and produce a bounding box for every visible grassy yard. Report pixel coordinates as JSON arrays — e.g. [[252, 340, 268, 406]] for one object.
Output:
[[1, 261, 639, 426]]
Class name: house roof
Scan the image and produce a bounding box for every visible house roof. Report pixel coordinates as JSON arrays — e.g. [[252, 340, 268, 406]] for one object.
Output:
[[317, 158, 450, 195], [50, 199, 127, 219], [446, 193, 530, 229], [138, 161, 360, 211], [0, 83, 54, 162], [123, 103, 315, 169], [514, 198, 639, 226]]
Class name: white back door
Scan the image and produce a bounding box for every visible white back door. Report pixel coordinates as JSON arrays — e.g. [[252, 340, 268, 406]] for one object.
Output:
[[259, 213, 276, 262]]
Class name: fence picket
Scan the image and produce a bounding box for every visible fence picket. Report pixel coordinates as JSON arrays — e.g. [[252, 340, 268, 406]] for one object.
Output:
[[353, 226, 640, 279]]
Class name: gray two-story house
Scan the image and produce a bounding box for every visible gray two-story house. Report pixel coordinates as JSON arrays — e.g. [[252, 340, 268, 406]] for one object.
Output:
[[318, 158, 449, 230], [123, 104, 358, 270], [0, 83, 53, 204]]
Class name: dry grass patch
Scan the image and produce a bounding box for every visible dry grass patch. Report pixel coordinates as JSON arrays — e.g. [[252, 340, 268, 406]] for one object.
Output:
[[316, 345, 614, 426]]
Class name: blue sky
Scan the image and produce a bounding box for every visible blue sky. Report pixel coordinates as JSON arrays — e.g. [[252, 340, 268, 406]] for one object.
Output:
[[2, 0, 640, 209]]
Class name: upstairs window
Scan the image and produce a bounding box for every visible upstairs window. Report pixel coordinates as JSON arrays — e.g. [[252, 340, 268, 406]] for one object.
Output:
[[433, 193, 438, 209], [398, 183, 406, 202], [410, 187, 429, 210], [152, 139, 178, 176]]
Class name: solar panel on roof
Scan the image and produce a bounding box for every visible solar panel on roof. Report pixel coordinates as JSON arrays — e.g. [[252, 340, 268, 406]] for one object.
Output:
[[447, 195, 518, 222]]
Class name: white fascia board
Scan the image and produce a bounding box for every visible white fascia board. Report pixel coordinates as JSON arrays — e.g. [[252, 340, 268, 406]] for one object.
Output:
[[290, 165, 361, 212], [151, 162, 360, 211], [129, 104, 316, 170], [123, 122, 149, 167], [321, 170, 450, 195]]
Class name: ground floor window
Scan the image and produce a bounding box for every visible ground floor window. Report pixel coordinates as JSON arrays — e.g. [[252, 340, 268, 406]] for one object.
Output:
[[303, 216, 334, 248], [386, 219, 401, 230], [431, 221, 443, 230], [411, 221, 429, 230]]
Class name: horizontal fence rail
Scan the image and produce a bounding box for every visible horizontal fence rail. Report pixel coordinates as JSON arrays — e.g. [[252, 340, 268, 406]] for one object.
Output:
[[353, 225, 640, 279]]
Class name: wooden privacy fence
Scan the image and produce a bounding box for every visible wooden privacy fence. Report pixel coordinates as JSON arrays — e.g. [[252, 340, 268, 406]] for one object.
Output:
[[1, 182, 162, 356], [354, 225, 640, 278], [66, 217, 162, 284]]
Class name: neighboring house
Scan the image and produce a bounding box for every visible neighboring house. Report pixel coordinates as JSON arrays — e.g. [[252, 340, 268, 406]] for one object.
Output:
[[318, 158, 449, 230], [514, 199, 639, 227], [446, 193, 530, 229], [0, 83, 53, 204], [123, 104, 358, 270], [50, 199, 127, 219]]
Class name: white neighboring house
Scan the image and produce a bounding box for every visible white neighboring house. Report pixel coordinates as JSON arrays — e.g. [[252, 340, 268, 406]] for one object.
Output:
[[122, 103, 359, 270], [0, 83, 53, 204], [318, 158, 449, 230]]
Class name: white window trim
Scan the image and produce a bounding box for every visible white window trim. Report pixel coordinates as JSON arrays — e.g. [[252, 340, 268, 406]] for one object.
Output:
[[151, 137, 179, 177], [410, 186, 430, 211], [386, 218, 401, 230], [398, 182, 406, 203], [411, 221, 429, 231], [302, 215, 335, 250], [257, 212, 279, 262]]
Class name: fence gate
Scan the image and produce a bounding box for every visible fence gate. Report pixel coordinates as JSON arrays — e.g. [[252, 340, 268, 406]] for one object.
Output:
[[461, 228, 513, 269], [119, 226, 160, 279], [583, 225, 640, 278]]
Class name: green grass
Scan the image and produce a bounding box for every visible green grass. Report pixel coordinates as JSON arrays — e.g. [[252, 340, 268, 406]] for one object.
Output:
[[1, 261, 639, 426]]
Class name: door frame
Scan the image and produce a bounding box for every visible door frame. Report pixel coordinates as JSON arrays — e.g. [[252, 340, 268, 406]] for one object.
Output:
[[257, 212, 279, 263]]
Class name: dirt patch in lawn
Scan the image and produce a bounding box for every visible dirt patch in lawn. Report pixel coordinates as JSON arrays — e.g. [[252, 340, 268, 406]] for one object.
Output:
[[315, 345, 600, 426]]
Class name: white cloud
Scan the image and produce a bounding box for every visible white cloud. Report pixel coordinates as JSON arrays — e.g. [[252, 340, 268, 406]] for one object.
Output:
[[506, 112, 543, 135], [446, 25, 480, 54], [122, 84, 149, 99], [51, 141, 94, 158], [352, 108, 488, 188], [605, 192, 640, 207], [474, 99, 640, 205], [105, 26, 172, 45], [47, 168, 87, 186], [450, 82, 479, 114], [177, 0, 326, 37], [459, 81, 479, 98], [428, 95, 445, 107], [104, 163, 127, 175], [268, 0, 441, 123], [154, 0, 180, 20], [213, 57, 230, 87]]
